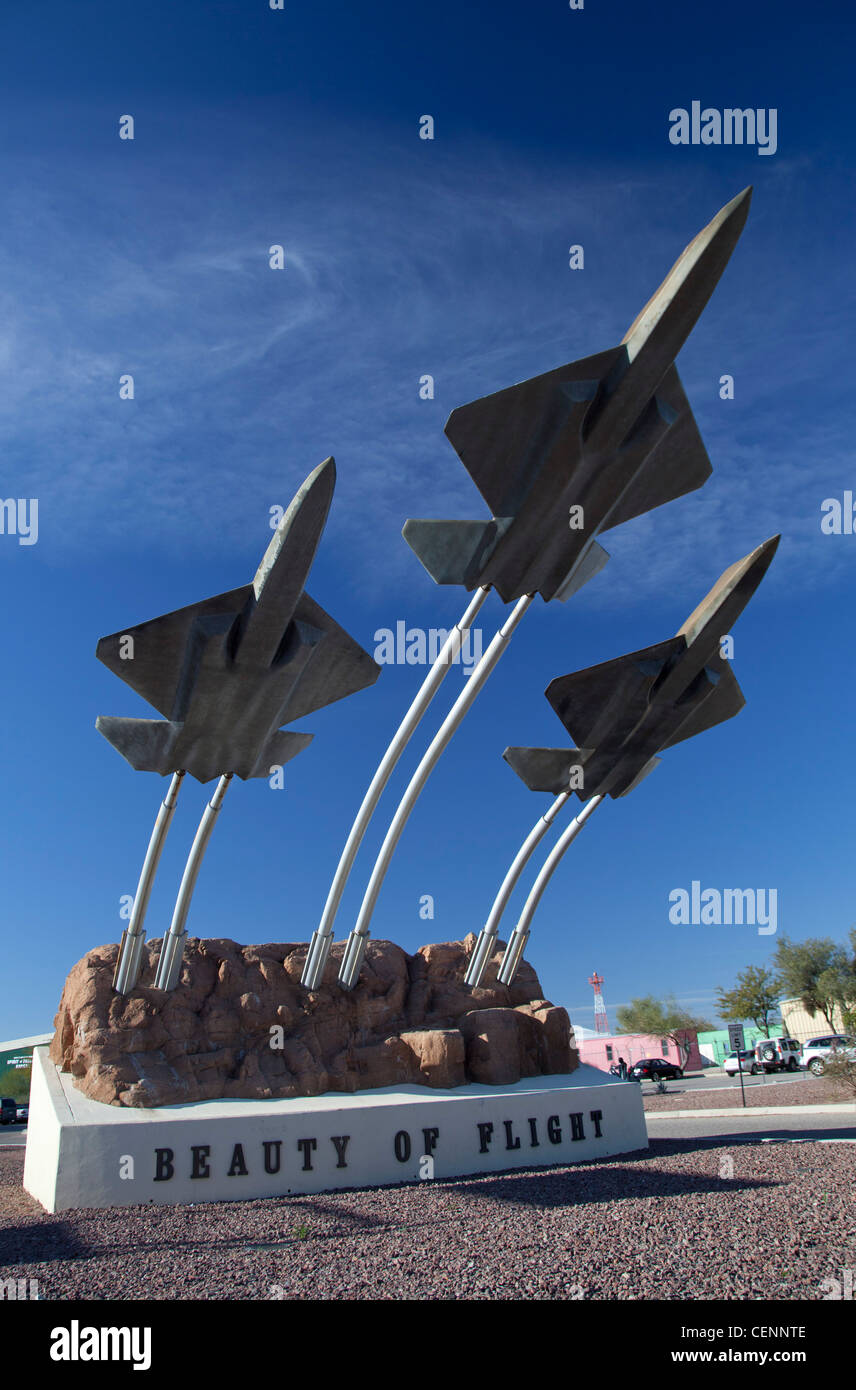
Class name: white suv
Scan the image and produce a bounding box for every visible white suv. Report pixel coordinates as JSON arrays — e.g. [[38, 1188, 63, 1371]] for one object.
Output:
[[753, 1037, 802, 1073], [801, 1035, 856, 1076]]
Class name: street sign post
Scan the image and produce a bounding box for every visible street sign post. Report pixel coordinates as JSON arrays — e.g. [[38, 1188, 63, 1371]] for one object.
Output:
[[728, 1023, 747, 1108]]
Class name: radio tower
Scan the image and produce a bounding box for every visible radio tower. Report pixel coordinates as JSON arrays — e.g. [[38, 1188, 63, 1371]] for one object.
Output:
[[588, 972, 610, 1034]]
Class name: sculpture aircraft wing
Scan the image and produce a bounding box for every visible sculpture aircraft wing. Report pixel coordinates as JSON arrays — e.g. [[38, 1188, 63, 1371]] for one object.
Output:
[[442, 359, 711, 531], [613, 756, 662, 796], [598, 365, 711, 531], [95, 587, 251, 722], [544, 636, 686, 747], [278, 592, 382, 724], [442, 348, 621, 519], [658, 661, 745, 748]]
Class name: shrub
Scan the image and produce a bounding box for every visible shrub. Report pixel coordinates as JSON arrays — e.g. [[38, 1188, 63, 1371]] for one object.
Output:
[[822, 1051, 856, 1100]]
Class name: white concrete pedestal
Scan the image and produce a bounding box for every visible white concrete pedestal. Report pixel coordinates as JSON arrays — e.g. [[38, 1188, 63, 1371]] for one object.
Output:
[[24, 1047, 648, 1212]]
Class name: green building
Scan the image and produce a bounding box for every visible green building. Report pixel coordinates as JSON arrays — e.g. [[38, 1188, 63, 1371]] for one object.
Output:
[[0, 1033, 52, 1077], [697, 1023, 783, 1066]]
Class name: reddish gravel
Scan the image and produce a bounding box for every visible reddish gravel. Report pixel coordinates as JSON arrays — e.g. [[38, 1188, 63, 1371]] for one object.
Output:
[[2, 1141, 854, 1301], [643, 1076, 854, 1112]]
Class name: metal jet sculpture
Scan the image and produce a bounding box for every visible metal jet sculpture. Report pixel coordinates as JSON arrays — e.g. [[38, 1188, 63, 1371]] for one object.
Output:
[[310, 187, 753, 991], [97, 458, 380, 994], [466, 533, 780, 988]]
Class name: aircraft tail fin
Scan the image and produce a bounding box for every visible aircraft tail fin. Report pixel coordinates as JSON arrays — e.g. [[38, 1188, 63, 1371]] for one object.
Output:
[[95, 717, 180, 775], [246, 730, 314, 780], [502, 746, 589, 795], [613, 756, 662, 797], [401, 517, 512, 588]]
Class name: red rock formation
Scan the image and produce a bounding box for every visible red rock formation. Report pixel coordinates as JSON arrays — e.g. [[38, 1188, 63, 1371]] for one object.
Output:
[[50, 934, 577, 1106]]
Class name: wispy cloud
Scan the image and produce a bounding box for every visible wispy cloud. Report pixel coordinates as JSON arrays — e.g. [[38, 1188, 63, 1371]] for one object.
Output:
[[1, 119, 851, 616], [568, 988, 723, 1023]]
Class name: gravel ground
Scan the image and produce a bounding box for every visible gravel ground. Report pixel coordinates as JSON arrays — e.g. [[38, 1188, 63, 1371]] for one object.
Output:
[[2, 1140, 854, 1301], [643, 1077, 854, 1112]]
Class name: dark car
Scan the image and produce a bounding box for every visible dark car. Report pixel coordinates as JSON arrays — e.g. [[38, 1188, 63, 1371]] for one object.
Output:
[[0, 1098, 18, 1126], [629, 1058, 683, 1081]]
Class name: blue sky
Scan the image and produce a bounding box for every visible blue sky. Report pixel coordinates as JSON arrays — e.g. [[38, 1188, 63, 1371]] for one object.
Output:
[[1, 0, 854, 1039]]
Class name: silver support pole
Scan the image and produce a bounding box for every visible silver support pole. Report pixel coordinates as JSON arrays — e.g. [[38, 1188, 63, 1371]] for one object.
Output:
[[497, 793, 604, 986], [338, 592, 536, 989], [302, 586, 490, 988], [465, 789, 572, 989], [153, 773, 233, 992], [113, 771, 186, 996]]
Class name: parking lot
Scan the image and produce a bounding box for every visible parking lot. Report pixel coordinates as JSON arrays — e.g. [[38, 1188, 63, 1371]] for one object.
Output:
[[636, 1069, 812, 1097]]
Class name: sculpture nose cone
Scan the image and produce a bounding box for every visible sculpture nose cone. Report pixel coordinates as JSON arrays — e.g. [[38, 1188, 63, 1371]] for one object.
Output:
[[620, 186, 754, 370], [300, 455, 337, 517], [749, 530, 780, 569], [678, 533, 780, 646], [727, 532, 781, 598], [238, 457, 337, 668], [252, 457, 336, 607], [721, 184, 753, 232]]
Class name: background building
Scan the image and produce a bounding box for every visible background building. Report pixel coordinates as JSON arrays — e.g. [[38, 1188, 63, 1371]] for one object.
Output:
[[573, 1030, 704, 1072], [0, 1034, 52, 1076], [778, 999, 851, 1044], [696, 1025, 783, 1066]]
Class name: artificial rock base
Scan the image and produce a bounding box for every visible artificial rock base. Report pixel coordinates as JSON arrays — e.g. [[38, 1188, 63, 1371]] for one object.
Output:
[[24, 1047, 648, 1212], [50, 935, 577, 1106]]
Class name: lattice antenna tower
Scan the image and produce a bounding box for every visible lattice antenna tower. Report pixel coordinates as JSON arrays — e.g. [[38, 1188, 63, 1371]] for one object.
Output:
[[588, 971, 610, 1035]]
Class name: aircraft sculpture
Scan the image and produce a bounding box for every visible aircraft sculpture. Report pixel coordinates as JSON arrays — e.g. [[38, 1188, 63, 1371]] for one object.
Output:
[[97, 458, 380, 992], [314, 188, 754, 989], [465, 534, 780, 987]]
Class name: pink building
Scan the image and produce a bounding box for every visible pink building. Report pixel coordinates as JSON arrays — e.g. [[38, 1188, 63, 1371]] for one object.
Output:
[[574, 1030, 704, 1073]]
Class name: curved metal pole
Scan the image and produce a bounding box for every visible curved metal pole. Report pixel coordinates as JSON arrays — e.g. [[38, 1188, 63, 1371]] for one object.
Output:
[[338, 592, 536, 988], [113, 771, 185, 995], [464, 789, 572, 989], [153, 773, 233, 992], [301, 586, 490, 987], [497, 793, 604, 985]]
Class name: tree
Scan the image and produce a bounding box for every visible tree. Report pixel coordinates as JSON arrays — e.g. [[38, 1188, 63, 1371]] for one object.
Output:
[[716, 965, 781, 1037], [0, 1066, 31, 1103], [842, 929, 856, 1033], [772, 936, 856, 1032], [615, 995, 713, 1068]]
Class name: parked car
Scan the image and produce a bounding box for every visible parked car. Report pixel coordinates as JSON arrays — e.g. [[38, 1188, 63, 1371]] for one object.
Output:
[[0, 1098, 17, 1126], [724, 1049, 761, 1075], [801, 1035, 856, 1076], [15, 1103, 28, 1125], [629, 1058, 683, 1081], [753, 1037, 802, 1073]]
